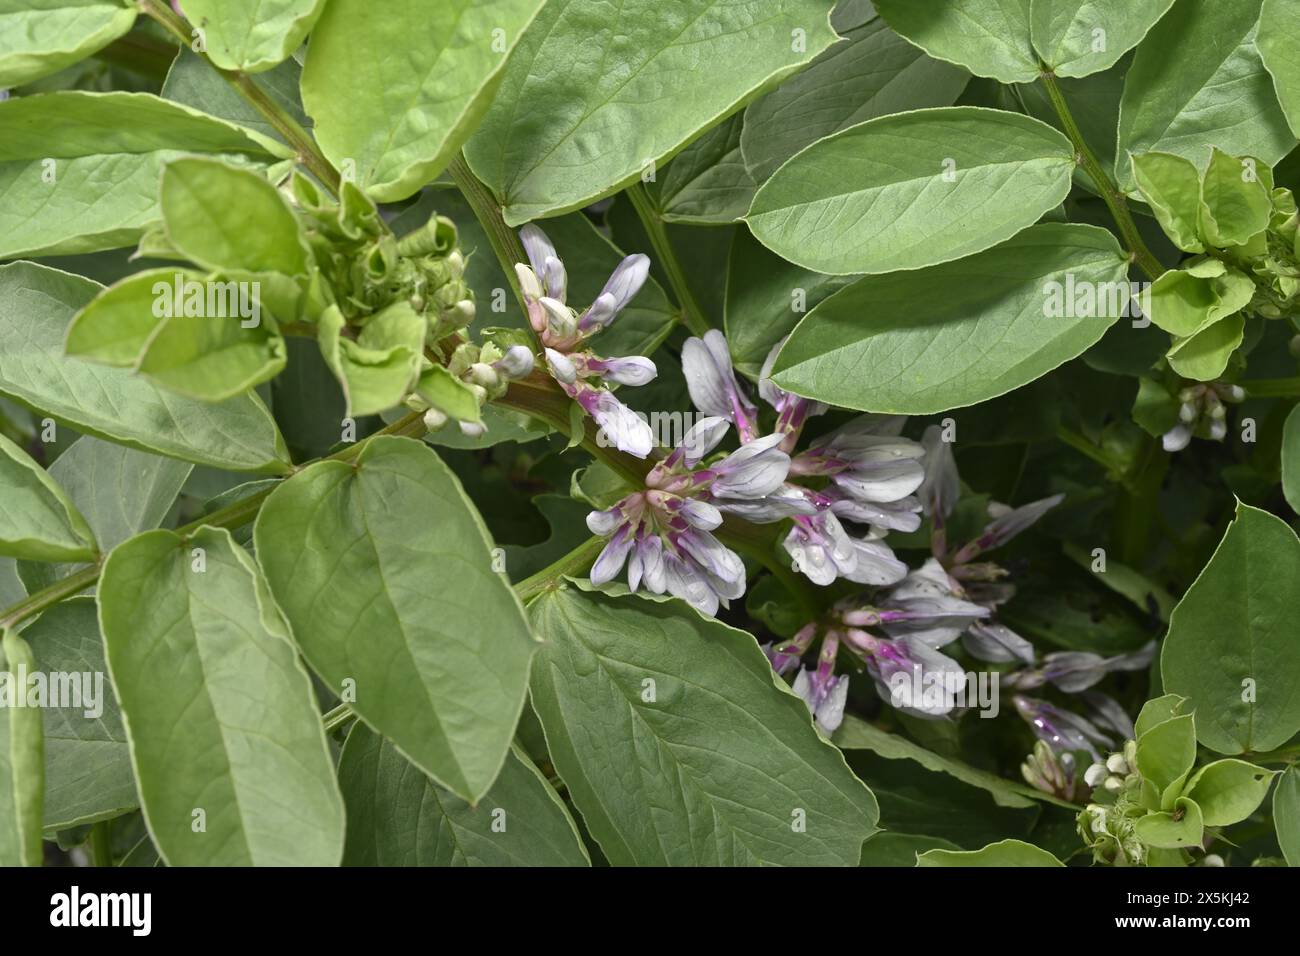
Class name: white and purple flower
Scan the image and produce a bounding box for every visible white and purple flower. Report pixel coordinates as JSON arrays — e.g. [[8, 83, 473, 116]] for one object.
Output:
[[517, 224, 657, 457]]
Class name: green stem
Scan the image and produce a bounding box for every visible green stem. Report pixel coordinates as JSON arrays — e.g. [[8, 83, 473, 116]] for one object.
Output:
[[139, 0, 340, 193], [1109, 433, 1167, 567], [625, 182, 712, 335], [0, 412, 427, 632], [321, 703, 353, 734], [498, 375, 654, 486], [514, 535, 606, 602], [447, 153, 535, 340], [1038, 69, 1164, 281], [89, 820, 113, 867], [1243, 377, 1300, 398]]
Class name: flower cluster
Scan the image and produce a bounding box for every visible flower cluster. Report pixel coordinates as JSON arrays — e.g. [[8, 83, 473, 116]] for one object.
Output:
[[516, 225, 657, 457], [1160, 379, 1245, 451]]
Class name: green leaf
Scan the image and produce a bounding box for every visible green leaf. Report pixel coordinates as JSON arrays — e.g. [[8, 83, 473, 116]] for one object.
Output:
[[0, 628, 44, 866], [1131, 151, 1205, 252], [0, 264, 292, 473], [1136, 713, 1197, 805], [1185, 759, 1276, 826], [1133, 796, 1204, 848], [415, 365, 482, 424], [464, 0, 840, 224], [1283, 403, 1300, 513], [178, 0, 326, 73], [1199, 147, 1274, 246], [649, 114, 756, 225], [98, 526, 345, 865], [317, 303, 423, 417], [253, 436, 537, 803], [874, 0, 1038, 83], [17, 436, 191, 594], [132, 282, 289, 403], [1166, 312, 1245, 381], [0, 91, 290, 260], [916, 838, 1063, 866], [1135, 693, 1189, 738], [163, 49, 312, 148], [66, 268, 198, 367], [24, 599, 135, 831], [301, 0, 545, 202], [527, 586, 879, 865], [1115, 0, 1295, 190], [739, 17, 970, 183], [0, 432, 97, 563], [1162, 502, 1300, 753], [860, 832, 961, 866], [1259, 0, 1300, 137], [161, 157, 310, 276], [747, 107, 1075, 275], [1274, 765, 1300, 866], [1031, 0, 1176, 78], [771, 223, 1129, 414], [338, 726, 589, 866], [1146, 265, 1254, 337], [723, 226, 854, 379], [834, 714, 1059, 809], [0, 0, 137, 88]]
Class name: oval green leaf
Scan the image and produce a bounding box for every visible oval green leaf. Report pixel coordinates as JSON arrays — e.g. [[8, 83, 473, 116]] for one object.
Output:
[[338, 725, 589, 867], [747, 107, 1075, 275], [0, 432, 97, 563], [1031, 0, 1177, 79], [527, 585, 879, 865], [178, 0, 326, 73], [0, 0, 137, 88], [0, 91, 290, 260], [874, 0, 1038, 83], [301, 0, 545, 202], [98, 526, 345, 866], [770, 223, 1130, 413], [253, 436, 537, 804], [465, 0, 840, 225], [1161, 502, 1300, 754], [0, 263, 292, 474]]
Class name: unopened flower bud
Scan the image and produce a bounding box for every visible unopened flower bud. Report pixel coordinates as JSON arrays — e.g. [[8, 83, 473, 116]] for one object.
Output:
[[1106, 753, 1128, 775], [493, 345, 535, 379], [446, 249, 465, 278], [1084, 762, 1108, 787], [459, 420, 486, 438], [422, 408, 448, 430], [453, 299, 475, 322], [516, 263, 543, 302], [469, 362, 499, 389], [1103, 775, 1124, 793], [1178, 401, 1198, 423], [1208, 418, 1227, 441]]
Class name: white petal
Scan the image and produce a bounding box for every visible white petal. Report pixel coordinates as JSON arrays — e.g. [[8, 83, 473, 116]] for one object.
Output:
[[589, 532, 634, 585], [600, 355, 657, 386], [544, 347, 577, 384], [678, 415, 730, 464], [518, 224, 558, 282]]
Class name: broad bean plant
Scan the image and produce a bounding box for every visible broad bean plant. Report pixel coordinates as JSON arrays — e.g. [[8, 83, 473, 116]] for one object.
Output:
[[0, 0, 1298, 869]]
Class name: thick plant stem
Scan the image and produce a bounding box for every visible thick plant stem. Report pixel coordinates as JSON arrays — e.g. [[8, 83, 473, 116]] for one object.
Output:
[[0, 412, 427, 632], [139, 0, 341, 193], [625, 182, 712, 336], [90, 820, 113, 867], [1244, 377, 1300, 398], [1109, 434, 1167, 567], [514, 536, 606, 602], [447, 153, 534, 337], [1038, 69, 1164, 281]]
